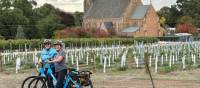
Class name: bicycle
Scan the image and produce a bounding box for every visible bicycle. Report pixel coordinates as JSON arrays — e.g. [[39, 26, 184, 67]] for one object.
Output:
[[28, 63, 83, 88], [22, 61, 93, 88], [21, 62, 46, 88]]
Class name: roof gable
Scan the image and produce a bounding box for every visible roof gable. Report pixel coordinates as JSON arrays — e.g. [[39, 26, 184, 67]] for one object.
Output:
[[84, 0, 130, 18], [130, 5, 150, 19]]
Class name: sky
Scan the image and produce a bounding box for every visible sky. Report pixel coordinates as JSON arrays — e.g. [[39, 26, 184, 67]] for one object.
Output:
[[35, 0, 177, 12]]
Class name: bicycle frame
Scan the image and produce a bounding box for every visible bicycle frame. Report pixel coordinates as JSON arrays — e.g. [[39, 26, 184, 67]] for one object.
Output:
[[38, 64, 81, 88], [46, 66, 57, 88], [63, 74, 81, 88], [37, 63, 57, 88]]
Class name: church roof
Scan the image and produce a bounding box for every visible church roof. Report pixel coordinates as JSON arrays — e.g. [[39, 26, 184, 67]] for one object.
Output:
[[130, 5, 150, 19], [84, 0, 130, 18]]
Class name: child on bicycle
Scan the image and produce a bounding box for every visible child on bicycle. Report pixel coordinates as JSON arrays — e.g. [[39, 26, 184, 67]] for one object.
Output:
[[47, 40, 67, 88]]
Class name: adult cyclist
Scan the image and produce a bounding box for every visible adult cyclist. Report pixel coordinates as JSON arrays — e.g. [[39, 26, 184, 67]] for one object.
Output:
[[39, 39, 57, 88]]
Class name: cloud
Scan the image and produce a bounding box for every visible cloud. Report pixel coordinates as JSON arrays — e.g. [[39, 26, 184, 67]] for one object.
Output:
[[35, 0, 83, 12], [35, 0, 177, 12], [142, 0, 177, 10]]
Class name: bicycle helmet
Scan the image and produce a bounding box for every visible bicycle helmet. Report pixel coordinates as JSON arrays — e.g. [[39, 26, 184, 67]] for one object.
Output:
[[43, 39, 52, 44], [53, 40, 63, 46]]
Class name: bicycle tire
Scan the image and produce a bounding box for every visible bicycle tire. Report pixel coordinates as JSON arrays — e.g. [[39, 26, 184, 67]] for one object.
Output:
[[82, 79, 93, 88], [28, 76, 47, 88], [21, 76, 38, 88]]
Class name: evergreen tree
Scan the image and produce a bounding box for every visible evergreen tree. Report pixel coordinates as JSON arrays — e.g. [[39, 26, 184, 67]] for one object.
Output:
[[15, 25, 26, 39]]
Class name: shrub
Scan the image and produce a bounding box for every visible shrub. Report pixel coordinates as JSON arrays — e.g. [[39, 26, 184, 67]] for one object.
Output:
[[117, 66, 128, 71], [54, 28, 91, 38], [176, 23, 198, 35], [158, 36, 179, 41], [159, 65, 177, 73], [92, 29, 110, 38], [0, 35, 5, 40], [159, 66, 172, 73]]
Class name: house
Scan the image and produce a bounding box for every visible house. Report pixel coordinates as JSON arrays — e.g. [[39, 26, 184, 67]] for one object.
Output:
[[83, 0, 166, 37]]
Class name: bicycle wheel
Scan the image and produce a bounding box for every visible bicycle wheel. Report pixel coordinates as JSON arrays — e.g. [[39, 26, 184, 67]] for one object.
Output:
[[28, 76, 47, 88], [82, 79, 93, 88], [67, 81, 81, 88], [21, 76, 38, 88]]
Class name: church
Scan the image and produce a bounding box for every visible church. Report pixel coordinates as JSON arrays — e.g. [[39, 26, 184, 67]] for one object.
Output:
[[83, 0, 166, 37]]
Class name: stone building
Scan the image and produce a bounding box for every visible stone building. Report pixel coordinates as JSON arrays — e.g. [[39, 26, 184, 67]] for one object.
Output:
[[83, 0, 166, 37]]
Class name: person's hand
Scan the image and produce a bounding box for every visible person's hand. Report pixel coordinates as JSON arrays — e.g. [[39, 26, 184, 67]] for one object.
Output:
[[37, 59, 43, 66], [47, 60, 53, 63]]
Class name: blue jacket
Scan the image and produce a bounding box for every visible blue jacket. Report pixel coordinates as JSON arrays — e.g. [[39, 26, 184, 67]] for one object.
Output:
[[41, 48, 57, 68]]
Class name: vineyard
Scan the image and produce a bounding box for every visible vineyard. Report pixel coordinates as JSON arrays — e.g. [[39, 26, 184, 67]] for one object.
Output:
[[1, 38, 200, 87]]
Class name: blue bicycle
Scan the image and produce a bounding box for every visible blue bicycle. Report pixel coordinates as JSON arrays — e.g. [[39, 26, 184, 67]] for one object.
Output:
[[27, 62, 93, 88], [21, 62, 47, 88]]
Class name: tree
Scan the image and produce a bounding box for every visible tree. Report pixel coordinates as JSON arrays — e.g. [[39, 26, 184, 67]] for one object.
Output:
[[13, 0, 38, 39], [159, 16, 166, 27], [0, 0, 12, 10], [177, 16, 196, 25], [73, 11, 83, 26], [13, 0, 34, 18], [157, 5, 181, 27], [0, 0, 36, 39], [0, 0, 71, 39], [58, 10, 75, 26], [15, 25, 26, 39], [0, 8, 29, 39], [36, 14, 62, 38], [177, 0, 200, 27], [176, 16, 198, 36], [33, 4, 67, 38]]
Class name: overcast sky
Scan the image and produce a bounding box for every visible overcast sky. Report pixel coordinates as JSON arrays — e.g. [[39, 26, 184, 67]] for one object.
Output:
[[35, 0, 177, 12]]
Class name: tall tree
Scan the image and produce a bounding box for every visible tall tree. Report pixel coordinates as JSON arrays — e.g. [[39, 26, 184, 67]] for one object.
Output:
[[158, 5, 181, 27], [73, 11, 83, 26], [177, 16, 196, 25], [177, 0, 200, 27], [0, 0, 74, 39], [36, 14, 62, 38], [58, 10, 75, 26], [15, 25, 26, 39], [34, 4, 65, 38], [0, 8, 28, 39], [13, 0, 38, 39], [0, 0, 12, 9], [13, 0, 33, 18]]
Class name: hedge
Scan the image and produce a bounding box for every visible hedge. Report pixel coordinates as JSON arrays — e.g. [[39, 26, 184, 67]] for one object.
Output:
[[0, 37, 159, 50], [158, 36, 180, 41]]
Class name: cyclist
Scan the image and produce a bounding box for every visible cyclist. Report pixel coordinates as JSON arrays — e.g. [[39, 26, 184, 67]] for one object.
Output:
[[39, 39, 57, 88], [48, 40, 67, 88]]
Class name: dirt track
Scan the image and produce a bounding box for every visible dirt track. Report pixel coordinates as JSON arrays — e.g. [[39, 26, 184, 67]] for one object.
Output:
[[93, 78, 200, 88], [0, 69, 200, 88]]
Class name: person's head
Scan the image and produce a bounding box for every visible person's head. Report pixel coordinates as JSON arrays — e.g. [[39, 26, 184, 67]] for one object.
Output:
[[53, 40, 63, 51], [43, 39, 52, 50]]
